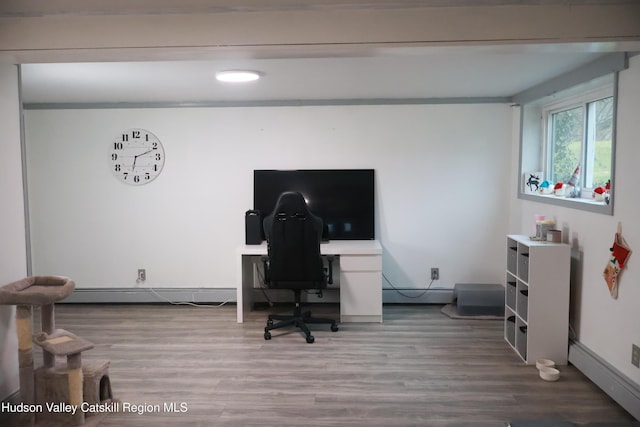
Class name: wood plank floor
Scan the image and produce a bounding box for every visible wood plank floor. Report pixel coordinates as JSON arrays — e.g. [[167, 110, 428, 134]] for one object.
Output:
[[4, 303, 636, 426]]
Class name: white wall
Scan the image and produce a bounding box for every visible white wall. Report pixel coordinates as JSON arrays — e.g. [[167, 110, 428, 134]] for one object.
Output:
[[24, 103, 512, 292], [509, 56, 640, 384], [0, 64, 26, 400]]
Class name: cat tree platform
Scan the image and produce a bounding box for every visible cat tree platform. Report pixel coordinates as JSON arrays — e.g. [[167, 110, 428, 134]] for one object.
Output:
[[0, 276, 114, 426]]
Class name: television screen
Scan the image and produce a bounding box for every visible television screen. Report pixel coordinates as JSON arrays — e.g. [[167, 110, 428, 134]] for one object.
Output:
[[254, 169, 375, 241]]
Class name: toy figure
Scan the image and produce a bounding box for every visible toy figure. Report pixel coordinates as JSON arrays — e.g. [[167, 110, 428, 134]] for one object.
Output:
[[539, 180, 553, 194], [526, 173, 540, 191]]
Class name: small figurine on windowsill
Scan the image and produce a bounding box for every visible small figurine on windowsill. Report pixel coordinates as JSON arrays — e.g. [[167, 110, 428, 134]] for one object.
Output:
[[538, 180, 554, 194], [553, 182, 566, 196], [566, 165, 581, 198], [593, 186, 606, 202], [592, 180, 611, 204]]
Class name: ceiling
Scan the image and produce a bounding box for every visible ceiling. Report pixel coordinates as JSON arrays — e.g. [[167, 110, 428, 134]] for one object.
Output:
[[20, 45, 640, 105]]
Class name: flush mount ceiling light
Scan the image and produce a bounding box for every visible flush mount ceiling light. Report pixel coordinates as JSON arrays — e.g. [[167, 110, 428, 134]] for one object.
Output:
[[215, 70, 261, 83]]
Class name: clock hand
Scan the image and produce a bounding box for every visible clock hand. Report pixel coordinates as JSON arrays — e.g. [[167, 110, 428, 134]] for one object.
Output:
[[132, 149, 154, 172]]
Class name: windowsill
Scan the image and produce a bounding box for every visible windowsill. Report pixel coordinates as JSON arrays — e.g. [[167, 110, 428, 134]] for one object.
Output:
[[518, 191, 613, 215]]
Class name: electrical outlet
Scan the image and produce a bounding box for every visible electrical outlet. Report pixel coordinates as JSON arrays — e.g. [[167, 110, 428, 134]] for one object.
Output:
[[632, 344, 640, 368], [138, 269, 146, 282], [431, 268, 439, 281]]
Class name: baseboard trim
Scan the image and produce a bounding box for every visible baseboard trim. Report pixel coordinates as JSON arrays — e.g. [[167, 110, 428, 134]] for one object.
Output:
[[61, 288, 455, 305], [569, 340, 640, 420], [383, 288, 454, 304], [61, 288, 237, 304]]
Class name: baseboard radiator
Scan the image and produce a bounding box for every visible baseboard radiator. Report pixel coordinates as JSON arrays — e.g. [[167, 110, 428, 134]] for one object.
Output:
[[61, 287, 455, 305], [569, 340, 640, 420], [61, 288, 238, 304]]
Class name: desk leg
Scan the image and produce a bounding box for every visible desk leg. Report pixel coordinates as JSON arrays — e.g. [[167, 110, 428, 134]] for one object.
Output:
[[236, 253, 242, 323], [237, 255, 255, 323]]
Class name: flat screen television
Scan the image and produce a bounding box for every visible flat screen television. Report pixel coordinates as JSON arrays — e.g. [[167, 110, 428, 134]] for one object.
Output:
[[254, 169, 375, 241]]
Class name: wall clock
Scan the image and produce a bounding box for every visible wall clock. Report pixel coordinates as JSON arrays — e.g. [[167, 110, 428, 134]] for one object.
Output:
[[109, 128, 165, 185]]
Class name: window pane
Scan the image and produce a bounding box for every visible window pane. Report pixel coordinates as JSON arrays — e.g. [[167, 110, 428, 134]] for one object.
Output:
[[585, 97, 613, 188], [550, 106, 583, 183]]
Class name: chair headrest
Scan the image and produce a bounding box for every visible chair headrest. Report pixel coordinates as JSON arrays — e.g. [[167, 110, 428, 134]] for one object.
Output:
[[273, 191, 310, 216]]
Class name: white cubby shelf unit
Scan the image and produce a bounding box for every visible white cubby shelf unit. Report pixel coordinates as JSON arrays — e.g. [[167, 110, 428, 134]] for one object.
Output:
[[504, 235, 571, 365]]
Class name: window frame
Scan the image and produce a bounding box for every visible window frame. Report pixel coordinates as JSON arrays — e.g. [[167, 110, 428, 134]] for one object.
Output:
[[541, 85, 614, 195], [517, 72, 618, 216]]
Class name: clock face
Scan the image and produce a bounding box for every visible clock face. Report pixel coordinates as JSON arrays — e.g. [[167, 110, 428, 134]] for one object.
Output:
[[109, 129, 165, 185]]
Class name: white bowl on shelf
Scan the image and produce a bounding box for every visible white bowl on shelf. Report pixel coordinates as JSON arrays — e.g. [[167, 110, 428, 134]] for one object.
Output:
[[539, 366, 560, 382], [536, 358, 556, 370]]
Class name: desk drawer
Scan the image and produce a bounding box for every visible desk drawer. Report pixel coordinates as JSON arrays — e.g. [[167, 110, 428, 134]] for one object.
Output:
[[340, 255, 381, 272]]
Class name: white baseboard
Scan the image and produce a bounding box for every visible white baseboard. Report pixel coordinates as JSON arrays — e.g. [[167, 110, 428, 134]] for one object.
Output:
[[383, 288, 454, 304], [569, 340, 640, 420]]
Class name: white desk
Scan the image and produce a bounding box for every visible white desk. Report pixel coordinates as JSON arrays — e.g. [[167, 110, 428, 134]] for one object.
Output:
[[237, 240, 383, 323]]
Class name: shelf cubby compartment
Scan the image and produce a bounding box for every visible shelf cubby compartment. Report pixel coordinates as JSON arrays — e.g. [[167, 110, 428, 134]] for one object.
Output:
[[516, 281, 528, 322], [506, 273, 517, 310], [516, 318, 528, 360], [505, 310, 516, 348], [507, 239, 518, 274], [517, 243, 529, 282]]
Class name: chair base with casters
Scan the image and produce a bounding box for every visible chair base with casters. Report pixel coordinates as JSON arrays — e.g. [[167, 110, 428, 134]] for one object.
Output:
[[263, 289, 339, 343]]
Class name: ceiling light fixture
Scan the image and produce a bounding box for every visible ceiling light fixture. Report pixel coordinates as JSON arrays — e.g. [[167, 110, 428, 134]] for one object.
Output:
[[215, 70, 261, 83]]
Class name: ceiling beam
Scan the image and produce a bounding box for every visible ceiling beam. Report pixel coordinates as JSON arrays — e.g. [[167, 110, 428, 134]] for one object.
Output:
[[1, 4, 639, 64]]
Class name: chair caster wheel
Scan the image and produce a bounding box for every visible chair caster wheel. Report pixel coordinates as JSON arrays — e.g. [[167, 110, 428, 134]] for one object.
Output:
[[264, 331, 271, 340], [306, 335, 315, 344], [331, 324, 339, 332], [267, 319, 274, 327]]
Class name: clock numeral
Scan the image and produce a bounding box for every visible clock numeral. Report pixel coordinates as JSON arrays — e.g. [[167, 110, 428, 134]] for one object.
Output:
[[114, 142, 124, 150], [121, 134, 128, 142], [152, 142, 158, 149], [155, 153, 161, 161], [133, 175, 140, 183], [114, 164, 121, 172], [132, 130, 141, 139], [146, 134, 149, 142], [111, 153, 118, 161], [145, 173, 151, 180], [153, 164, 158, 172]]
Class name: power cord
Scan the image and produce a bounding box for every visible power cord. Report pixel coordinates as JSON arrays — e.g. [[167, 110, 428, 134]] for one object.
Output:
[[254, 263, 274, 306], [143, 269, 436, 306], [146, 286, 232, 308], [383, 272, 436, 299]]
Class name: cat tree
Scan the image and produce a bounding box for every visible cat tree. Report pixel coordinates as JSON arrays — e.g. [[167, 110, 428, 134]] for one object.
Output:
[[0, 276, 113, 426]]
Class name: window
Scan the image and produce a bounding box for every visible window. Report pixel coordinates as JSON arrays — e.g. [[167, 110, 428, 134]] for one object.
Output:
[[518, 71, 619, 215], [545, 87, 613, 194]]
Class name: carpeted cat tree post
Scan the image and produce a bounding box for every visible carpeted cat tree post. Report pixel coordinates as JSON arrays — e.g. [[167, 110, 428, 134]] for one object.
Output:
[[0, 276, 113, 426]]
